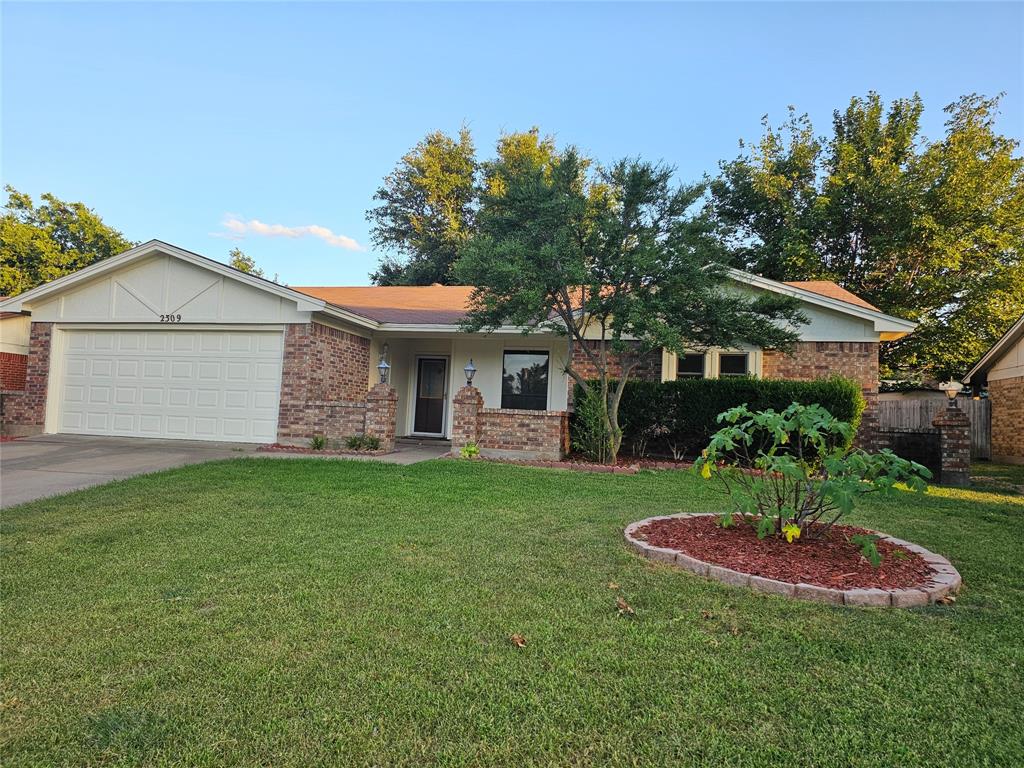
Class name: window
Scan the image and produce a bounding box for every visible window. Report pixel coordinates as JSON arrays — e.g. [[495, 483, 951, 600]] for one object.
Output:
[[502, 351, 549, 410], [677, 353, 705, 379], [718, 353, 749, 377]]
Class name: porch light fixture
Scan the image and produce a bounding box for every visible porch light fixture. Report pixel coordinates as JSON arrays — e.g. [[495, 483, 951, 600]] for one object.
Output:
[[377, 355, 391, 384], [939, 380, 964, 405], [464, 358, 477, 386]]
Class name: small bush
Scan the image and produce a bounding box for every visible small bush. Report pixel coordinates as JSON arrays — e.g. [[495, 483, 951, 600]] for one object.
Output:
[[571, 385, 614, 463], [694, 403, 931, 561], [573, 376, 865, 461], [460, 442, 480, 459], [344, 435, 381, 451], [309, 435, 326, 451]]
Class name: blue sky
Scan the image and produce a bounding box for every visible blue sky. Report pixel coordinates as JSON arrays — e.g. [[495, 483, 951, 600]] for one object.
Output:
[[3, 1, 1022, 285]]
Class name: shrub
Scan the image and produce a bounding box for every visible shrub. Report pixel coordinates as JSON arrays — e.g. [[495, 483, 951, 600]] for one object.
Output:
[[693, 403, 931, 562], [344, 434, 381, 451], [309, 435, 326, 451], [570, 385, 615, 463], [573, 376, 865, 460], [460, 442, 480, 459]]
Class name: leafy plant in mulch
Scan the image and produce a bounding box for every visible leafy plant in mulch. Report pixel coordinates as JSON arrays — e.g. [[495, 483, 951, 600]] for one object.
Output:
[[459, 441, 480, 459], [309, 434, 327, 451], [345, 434, 381, 451], [693, 403, 931, 565]]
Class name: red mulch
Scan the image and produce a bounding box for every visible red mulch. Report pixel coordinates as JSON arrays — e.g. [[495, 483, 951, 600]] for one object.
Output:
[[257, 443, 387, 456], [636, 516, 933, 590], [0, 436, 21, 443]]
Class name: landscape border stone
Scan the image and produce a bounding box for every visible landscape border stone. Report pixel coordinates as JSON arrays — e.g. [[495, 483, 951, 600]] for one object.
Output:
[[624, 512, 962, 608]]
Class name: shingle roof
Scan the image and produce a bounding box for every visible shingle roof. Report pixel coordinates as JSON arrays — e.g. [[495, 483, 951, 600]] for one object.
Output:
[[294, 280, 881, 325], [293, 285, 476, 324], [784, 281, 880, 311]]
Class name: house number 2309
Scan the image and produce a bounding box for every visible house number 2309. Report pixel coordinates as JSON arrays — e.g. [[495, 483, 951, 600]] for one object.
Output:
[[160, 314, 183, 323]]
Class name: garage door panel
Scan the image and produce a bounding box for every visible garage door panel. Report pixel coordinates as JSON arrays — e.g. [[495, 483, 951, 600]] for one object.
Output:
[[144, 360, 167, 378], [59, 329, 283, 443], [92, 360, 113, 377]]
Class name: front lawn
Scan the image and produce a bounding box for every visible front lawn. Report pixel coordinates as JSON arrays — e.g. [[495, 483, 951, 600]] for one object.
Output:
[[2, 459, 1022, 766]]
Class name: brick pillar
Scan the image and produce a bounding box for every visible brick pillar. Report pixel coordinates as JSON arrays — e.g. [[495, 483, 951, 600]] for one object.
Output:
[[451, 385, 482, 456], [365, 382, 398, 453], [932, 405, 971, 487]]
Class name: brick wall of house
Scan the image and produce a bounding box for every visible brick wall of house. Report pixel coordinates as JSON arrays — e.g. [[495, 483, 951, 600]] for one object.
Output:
[[989, 375, 1024, 462], [571, 340, 662, 382], [762, 341, 880, 446], [0, 352, 27, 391], [276, 322, 373, 442], [478, 407, 568, 461], [1, 322, 52, 436]]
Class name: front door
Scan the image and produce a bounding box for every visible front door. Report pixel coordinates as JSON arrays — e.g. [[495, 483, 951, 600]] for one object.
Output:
[[413, 358, 447, 435]]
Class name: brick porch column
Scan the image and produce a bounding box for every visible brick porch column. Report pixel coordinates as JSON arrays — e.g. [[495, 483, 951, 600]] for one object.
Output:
[[932, 405, 971, 487], [451, 385, 482, 456], [365, 382, 398, 453]]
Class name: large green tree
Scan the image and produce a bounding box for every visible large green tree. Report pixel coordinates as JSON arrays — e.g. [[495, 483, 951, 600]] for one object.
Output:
[[456, 143, 804, 463], [367, 127, 560, 285], [0, 186, 135, 297], [367, 127, 478, 285], [708, 93, 1024, 381]]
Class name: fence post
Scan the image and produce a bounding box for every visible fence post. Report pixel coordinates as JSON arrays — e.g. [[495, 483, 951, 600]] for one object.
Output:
[[932, 405, 971, 487]]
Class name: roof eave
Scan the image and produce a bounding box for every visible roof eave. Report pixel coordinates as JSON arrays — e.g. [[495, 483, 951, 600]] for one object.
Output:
[[965, 313, 1024, 383], [726, 268, 917, 334], [0, 240, 329, 314]]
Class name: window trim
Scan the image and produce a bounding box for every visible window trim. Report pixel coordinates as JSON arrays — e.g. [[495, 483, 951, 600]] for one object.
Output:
[[718, 352, 750, 377], [500, 348, 552, 411], [676, 352, 706, 379]]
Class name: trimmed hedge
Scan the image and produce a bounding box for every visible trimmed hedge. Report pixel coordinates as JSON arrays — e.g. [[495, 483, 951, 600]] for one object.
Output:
[[573, 376, 865, 460]]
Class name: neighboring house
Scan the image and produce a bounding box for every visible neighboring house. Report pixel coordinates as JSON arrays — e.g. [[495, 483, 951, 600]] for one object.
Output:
[[0, 240, 916, 459], [0, 304, 31, 391], [965, 313, 1024, 464]]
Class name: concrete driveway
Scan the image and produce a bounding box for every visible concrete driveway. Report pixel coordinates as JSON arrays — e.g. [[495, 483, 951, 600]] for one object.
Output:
[[0, 434, 257, 508]]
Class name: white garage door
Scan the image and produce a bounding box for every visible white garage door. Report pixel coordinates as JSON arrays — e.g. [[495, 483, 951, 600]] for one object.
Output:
[[58, 329, 284, 443]]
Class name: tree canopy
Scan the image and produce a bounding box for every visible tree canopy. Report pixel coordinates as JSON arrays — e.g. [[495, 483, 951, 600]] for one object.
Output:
[[367, 127, 477, 286], [0, 186, 135, 297], [707, 93, 1024, 381], [228, 247, 264, 277], [456, 142, 804, 462]]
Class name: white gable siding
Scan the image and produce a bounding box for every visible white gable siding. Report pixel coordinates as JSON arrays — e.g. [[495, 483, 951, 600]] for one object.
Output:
[[28, 253, 312, 325]]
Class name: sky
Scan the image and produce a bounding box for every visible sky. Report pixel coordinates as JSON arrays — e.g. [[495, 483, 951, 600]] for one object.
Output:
[[3, 1, 1022, 286]]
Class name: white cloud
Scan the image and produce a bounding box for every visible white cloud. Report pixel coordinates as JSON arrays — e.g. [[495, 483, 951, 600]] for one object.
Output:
[[213, 215, 363, 251]]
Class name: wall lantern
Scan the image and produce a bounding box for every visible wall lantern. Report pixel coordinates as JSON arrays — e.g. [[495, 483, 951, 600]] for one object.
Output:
[[464, 358, 477, 386], [939, 380, 964, 405], [377, 355, 391, 384]]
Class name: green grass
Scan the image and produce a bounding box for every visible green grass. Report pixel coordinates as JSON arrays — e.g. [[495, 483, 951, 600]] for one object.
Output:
[[971, 460, 1024, 495], [2, 459, 1023, 767]]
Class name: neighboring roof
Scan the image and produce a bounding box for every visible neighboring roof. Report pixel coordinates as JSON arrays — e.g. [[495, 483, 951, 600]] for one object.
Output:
[[784, 280, 880, 311], [965, 312, 1024, 383], [295, 285, 476, 324]]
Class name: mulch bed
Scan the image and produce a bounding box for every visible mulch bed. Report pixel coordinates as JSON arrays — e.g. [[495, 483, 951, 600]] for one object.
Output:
[[0, 436, 21, 443], [635, 515, 933, 590], [257, 443, 388, 457]]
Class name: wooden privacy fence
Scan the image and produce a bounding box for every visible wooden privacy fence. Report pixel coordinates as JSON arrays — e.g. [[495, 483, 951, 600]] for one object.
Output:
[[877, 399, 991, 460]]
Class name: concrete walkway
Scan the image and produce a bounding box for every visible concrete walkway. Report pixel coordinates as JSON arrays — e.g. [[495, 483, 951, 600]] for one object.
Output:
[[1, 434, 450, 508]]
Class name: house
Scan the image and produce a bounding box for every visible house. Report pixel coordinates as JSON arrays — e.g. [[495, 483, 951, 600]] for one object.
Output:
[[0, 304, 30, 391], [0, 240, 916, 459], [965, 312, 1024, 464]]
